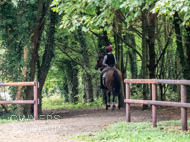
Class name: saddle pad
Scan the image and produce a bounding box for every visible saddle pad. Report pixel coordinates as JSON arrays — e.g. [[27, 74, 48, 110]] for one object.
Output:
[[102, 72, 107, 78], [102, 72, 107, 87]]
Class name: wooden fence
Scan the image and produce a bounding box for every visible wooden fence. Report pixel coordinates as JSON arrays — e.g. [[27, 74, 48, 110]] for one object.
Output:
[[124, 79, 190, 131], [0, 81, 38, 120]]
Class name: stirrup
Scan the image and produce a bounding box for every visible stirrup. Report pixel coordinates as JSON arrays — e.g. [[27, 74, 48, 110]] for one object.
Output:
[[99, 85, 104, 89]]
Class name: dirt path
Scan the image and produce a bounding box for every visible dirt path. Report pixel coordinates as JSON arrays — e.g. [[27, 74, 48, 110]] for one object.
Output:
[[0, 105, 189, 142]]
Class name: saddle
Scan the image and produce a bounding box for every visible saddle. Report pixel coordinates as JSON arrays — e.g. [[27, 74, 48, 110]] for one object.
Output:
[[101, 67, 114, 88]]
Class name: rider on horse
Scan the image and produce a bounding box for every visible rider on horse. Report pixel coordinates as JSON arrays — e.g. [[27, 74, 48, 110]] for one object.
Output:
[[100, 45, 117, 89]]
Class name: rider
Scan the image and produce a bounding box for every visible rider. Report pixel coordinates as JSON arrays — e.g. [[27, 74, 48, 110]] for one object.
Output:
[[100, 45, 117, 89]]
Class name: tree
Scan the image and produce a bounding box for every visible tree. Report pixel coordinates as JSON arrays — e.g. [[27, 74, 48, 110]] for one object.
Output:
[[0, 0, 54, 115], [37, 10, 57, 114]]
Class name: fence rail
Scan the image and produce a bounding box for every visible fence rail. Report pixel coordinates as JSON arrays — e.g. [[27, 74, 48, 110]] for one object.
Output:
[[124, 79, 190, 131], [0, 82, 36, 86], [0, 81, 38, 120]]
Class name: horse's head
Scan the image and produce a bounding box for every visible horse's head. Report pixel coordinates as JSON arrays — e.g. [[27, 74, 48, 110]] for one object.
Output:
[[95, 55, 104, 70]]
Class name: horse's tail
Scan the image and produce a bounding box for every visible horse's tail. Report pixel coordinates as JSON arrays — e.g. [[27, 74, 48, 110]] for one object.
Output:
[[113, 70, 121, 96]]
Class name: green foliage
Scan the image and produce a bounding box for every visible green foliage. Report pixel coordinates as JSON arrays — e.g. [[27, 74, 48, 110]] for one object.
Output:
[[152, 0, 190, 25], [42, 95, 64, 106], [0, 1, 37, 90], [75, 121, 190, 142], [52, 0, 161, 30], [52, 0, 124, 31], [11, 0, 37, 7]]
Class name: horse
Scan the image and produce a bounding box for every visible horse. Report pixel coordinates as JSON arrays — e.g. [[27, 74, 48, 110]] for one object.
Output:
[[95, 55, 122, 110]]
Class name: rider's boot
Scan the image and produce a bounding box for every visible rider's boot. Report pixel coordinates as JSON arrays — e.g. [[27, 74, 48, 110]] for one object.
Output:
[[100, 74, 104, 89]]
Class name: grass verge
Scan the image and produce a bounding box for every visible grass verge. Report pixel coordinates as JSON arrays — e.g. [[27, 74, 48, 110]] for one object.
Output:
[[0, 112, 34, 123], [74, 120, 190, 142], [42, 102, 103, 110]]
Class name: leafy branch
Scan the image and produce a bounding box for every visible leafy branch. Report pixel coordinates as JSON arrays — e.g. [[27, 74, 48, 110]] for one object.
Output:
[[57, 45, 88, 74], [113, 30, 142, 59], [155, 28, 173, 68]]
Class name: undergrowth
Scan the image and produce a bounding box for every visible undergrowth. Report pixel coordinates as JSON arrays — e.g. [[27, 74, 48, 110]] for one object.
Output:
[[74, 120, 190, 142]]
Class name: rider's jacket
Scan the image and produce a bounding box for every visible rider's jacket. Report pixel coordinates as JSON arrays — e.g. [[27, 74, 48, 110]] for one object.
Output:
[[103, 52, 117, 67], [106, 54, 115, 67]]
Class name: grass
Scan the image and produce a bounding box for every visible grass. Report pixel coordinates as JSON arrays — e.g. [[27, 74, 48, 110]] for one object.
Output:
[[42, 101, 103, 110], [0, 112, 34, 123], [42, 96, 103, 110], [42, 104, 65, 110], [74, 120, 190, 142]]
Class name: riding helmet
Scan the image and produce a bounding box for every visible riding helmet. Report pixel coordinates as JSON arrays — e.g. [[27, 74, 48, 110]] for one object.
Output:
[[106, 45, 112, 52]]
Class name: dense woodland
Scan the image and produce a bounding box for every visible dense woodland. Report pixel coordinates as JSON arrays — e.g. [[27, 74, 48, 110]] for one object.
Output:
[[0, 0, 190, 114]]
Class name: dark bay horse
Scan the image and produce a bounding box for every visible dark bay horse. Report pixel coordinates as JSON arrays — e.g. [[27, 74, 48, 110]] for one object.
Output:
[[95, 55, 122, 110]]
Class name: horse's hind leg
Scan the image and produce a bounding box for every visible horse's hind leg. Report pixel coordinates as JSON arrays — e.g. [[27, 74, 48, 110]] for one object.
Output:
[[118, 93, 120, 110], [107, 92, 111, 107], [103, 89, 108, 110], [112, 96, 116, 110]]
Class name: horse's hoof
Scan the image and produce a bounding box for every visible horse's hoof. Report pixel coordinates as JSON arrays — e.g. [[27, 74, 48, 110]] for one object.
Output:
[[112, 105, 116, 110], [107, 105, 110, 107]]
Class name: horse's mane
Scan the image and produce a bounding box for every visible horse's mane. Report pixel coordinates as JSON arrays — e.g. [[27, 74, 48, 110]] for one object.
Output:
[[99, 55, 104, 59]]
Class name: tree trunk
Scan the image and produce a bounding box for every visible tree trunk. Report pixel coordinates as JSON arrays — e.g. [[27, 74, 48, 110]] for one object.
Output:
[[148, 13, 157, 79], [25, 0, 50, 115], [72, 68, 79, 103], [15, 45, 28, 115], [184, 27, 190, 79], [113, 10, 125, 107], [184, 25, 190, 101], [77, 26, 94, 103], [159, 16, 168, 101], [122, 35, 128, 80], [129, 33, 137, 79], [176, 57, 181, 101], [86, 73, 94, 103], [129, 50, 137, 79], [63, 83, 69, 103], [98, 30, 110, 53], [65, 61, 79, 103], [96, 7, 110, 53], [142, 9, 148, 109], [37, 10, 57, 114], [173, 12, 189, 79]]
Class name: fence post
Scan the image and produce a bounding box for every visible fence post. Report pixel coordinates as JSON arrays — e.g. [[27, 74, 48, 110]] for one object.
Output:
[[126, 83, 130, 122], [34, 81, 38, 120], [152, 83, 157, 127], [181, 85, 187, 131]]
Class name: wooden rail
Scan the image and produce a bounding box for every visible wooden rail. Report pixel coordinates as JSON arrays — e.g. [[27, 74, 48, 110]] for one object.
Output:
[[0, 81, 38, 120], [124, 79, 190, 131]]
